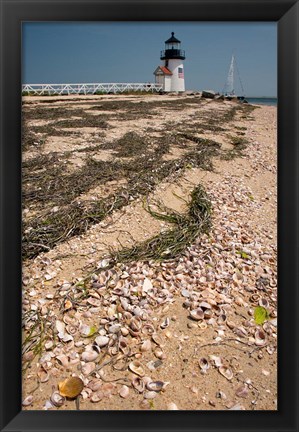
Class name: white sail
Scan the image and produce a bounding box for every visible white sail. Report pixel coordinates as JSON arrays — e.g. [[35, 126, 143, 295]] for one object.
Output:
[[223, 55, 244, 97]]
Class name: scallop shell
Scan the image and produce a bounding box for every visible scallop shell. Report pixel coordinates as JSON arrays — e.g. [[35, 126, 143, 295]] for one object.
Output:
[[128, 360, 145, 377], [58, 377, 84, 398], [119, 385, 130, 398], [219, 366, 233, 380]]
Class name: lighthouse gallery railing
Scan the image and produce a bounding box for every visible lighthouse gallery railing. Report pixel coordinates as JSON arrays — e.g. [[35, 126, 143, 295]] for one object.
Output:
[[22, 83, 163, 95]]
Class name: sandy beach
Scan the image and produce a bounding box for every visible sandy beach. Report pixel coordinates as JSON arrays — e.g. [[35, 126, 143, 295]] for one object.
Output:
[[22, 94, 277, 411]]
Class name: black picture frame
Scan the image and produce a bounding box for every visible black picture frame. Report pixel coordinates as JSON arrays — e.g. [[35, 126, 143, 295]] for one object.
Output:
[[0, 0, 298, 431]]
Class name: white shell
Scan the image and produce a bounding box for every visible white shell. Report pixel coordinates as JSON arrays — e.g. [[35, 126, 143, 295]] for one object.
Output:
[[219, 366, 233, 380], [22, 395, 33, 406], [119, 385, 130, 398], [144, 390, 157, 399], [167, 402, 179, 410], [129, 361, 145, 377], [81, 350, 99, 362], [95, 335, 109, 347]]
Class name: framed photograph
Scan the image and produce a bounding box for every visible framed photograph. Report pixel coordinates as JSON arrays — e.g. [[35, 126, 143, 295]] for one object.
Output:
[[0, 0, 298, 431]]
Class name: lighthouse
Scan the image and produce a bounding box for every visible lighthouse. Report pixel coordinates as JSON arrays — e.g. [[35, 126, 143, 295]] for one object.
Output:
[[154, 32, 186, 92]]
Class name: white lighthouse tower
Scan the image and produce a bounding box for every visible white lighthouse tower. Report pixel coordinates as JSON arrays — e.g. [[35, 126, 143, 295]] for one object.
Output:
[[154, 32, 186, 92]]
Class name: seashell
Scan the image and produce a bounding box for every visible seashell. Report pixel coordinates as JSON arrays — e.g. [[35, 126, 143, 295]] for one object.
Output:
[[249, 294, 260, 304], [119, 338, 130, 355], [56, 354, 69, 367], [203, 309, 213, 319], [50, 390, 65, 407], [144, 390, 157, 399], [232, 272, 243, 285], [23, 351, 34, 362], [95, 335, 109, 348], [62, 333, 74, 343], [234, 326, 248, 338], [140, 399, 151, 410], [87, 297, 101, 307], [65, 324, 77, 336], [119, 385, 130, 398], [64, 299, 73, 311], [167, 402, 179, 410], [229, 403, 245, 410], [79, 323, 97, 337], [160, 317, 170, 329], [132, 376, 145, 393], [219, 366, 233, 380], [58, 377, 84, 399], [108, 324, 122, 334], [198, 301, 212, 310], [37, 369, 50, 383], [146, 381, 167, 392], [121, 327, 129, 336], [255, 329, 267, 346], [22, 395, 33, 406], [97, 258, 110, 269], [198, 321, 207, 329], [88, 379, 102, 392], [267, 345, 276, 355], [190, 308, 204, 321], [141, 339, 152, 352], [259, 298, 269, 308], [91, 391, 103, 403], [44, 400, 55, 410], [181, 289, 190, 298], [81, 350, 99, 362], [129, 361, 145, 377], [154, 348, 165, 360], [129, 317, 142, 332], [102, 382, 118, 396], [151, 333, 164, 347], [55, 320, 65, 339], [199, 358, 210, 373], [81, 362, 96, 376], [226, 320, 236, 330], [235, 385, 249, 398], [209, 355, 223, 368], [142, 323, 155, 335]]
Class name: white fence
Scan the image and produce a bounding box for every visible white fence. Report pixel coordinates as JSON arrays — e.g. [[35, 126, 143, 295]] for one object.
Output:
[[22, 83, 163, 95]]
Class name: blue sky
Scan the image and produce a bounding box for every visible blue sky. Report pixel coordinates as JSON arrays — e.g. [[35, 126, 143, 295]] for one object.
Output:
[[22, 22, 277, 97]]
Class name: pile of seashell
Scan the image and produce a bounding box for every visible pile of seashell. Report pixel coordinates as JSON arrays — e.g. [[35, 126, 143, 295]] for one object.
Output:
[[22, 168, 277, 410]]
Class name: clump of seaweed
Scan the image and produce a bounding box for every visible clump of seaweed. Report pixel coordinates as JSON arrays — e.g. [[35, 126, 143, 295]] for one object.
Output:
[[111, 184, 211, 263]]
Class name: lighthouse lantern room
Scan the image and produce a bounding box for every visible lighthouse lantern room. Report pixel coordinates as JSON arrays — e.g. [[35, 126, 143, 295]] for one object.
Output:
[[154, 32, 186, 92]]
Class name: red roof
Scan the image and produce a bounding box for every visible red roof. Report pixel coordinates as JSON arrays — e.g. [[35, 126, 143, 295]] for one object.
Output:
[[160, 66, 172, 75]]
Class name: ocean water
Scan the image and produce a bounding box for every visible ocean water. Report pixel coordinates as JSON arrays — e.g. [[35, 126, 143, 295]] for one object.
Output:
[[246, 97, 277, 106]]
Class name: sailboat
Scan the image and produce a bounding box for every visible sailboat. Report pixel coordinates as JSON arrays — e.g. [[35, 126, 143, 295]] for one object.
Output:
[[222, 55, 246, 101]]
